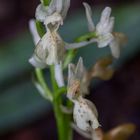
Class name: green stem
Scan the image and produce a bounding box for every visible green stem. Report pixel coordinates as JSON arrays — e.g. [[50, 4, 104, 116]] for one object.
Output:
[[35, 68, 53, 101], [55, 87, 67, 99], [53, 97, 72, 140], [50, 65, 58, 92], [63, 50, 77, 69], [75, 31, 97, 42], [50, 65, 72, 140]]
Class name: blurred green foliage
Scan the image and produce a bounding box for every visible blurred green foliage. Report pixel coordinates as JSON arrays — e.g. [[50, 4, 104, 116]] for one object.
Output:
[[0, 4, 140, 134]]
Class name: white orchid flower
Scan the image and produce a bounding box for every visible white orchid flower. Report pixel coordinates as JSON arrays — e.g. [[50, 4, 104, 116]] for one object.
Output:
[[29, 16, 65, 87], [83, 2, 126, 58], [36, 0, 70, 23], [67, 58, 100, 132], [29, 12, 65, 67]]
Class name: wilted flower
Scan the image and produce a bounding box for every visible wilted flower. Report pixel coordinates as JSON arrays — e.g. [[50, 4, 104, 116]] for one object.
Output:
[[73, 123, 136, 140], [83, 2, 127, 58], [89, 57, 114, 81], [104, 123, 136, 140]]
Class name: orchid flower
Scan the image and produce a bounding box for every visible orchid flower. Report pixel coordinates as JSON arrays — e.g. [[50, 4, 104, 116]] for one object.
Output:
[[36, 0, 70, 23], [29, 17, 65, 87], [83, 2, 126, 58], [67, 58, 100, 133], [67, 86, 100, 133]]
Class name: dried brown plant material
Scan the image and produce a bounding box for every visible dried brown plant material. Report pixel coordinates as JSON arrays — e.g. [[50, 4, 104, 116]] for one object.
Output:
[[89, 57, 114, 80], [103, 123, 136, 140]]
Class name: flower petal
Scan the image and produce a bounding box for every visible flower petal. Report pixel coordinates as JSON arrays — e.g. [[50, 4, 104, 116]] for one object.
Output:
[[83, 2, 95, 32], [35, 4, 48, 22], [75, 57, 85, 80], [35, 0, 58, 22], [48, 0, 57, 14], [56, 0, 63, 12], [100, 7, 111, 24], [35, 36, 48, 62], [68, 63, 75, 87], [71, 123, 91, 139], [54, 62, 65, 87], [29, 19, 40, 45], [44, 12, 63, 29], [85, 99, 98, 118], [97, 33, 114, 48], [61, 0, 70, 19], [96, 7, 112, 34], [106, 17, 115, 33], [109, 39, 120, 58], [29, 55, 46, 68]]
